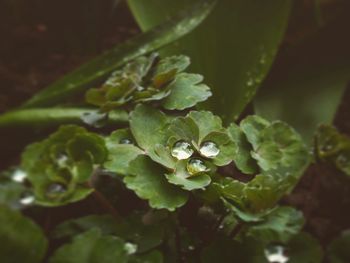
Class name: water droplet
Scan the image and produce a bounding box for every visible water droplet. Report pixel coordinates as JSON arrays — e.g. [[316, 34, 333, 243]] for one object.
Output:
[[46, 183, 67, 199], [188, 245, 195, 251], [20, 192, 35, 205], [12, 169, 27, 183], [337, 154, 348, 164], [119, 138, 133, 145], [246, 79, 254, 87], [264, 245, 289, 263], [81, 111, 108, 128], [187, 158, 208, 176], [260, 54, 267, 64], [171, 141, 194, 160], [323, 143, 334, 151], [200, 141, 220, 158], [57, 154, 68, 167], [124, 242, 138, 255]]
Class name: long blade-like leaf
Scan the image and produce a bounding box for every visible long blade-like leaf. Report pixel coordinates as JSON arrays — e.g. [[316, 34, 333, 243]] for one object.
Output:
[[0, 108, 128, 128], [127, 0, 291, 123], [21, 0, 216, 108], [254, 14, 350, 143]]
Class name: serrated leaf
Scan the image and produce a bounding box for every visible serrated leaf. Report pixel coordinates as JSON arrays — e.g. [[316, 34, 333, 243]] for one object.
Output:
[[0, 205, 48, 263], [21, 125, 106, 206], [240, 115, 270, 149], [188, 111, 222, 142], [328, 230, 350, 263], [49, 229, 129, 263], [162, 73, 212, 110], [22, 0, 216, 108], [52, 213, 165, 254], [165, 160, 211, 191], [213, 178, 245, 207], [227, 123, 258, 174], [315, 125, 350, 177], [124, 155, 188, 211], [130, 105, 170, 158], [104, 129, 144, 175], [245, 206, 305, 244], [201, 131, 236, 166], [251, 121, 309, 173]]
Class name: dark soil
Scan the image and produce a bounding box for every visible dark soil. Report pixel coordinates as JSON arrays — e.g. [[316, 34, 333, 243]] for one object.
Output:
[[0, 0, 349, 260]]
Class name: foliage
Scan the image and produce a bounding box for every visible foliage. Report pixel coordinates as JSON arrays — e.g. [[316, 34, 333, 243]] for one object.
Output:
[[0, 1, 349, 262], [21, 125, 107, 206], [0, 205, 48, 263], [315, 125, 350, 177]]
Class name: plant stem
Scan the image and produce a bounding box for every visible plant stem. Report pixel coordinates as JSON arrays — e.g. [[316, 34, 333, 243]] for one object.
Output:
[[0, 108, 128, 128]]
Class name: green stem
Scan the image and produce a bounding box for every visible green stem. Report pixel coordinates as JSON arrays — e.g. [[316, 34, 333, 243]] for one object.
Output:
[[0, 108, 128, 128]]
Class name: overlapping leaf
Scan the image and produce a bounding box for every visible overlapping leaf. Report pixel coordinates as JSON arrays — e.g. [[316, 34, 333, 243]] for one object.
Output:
[[86, 53, 211, 112], [0, 205, 48, 263], [21, 125, 107, 206], [124, 155, 189, 211], [216, 115, 309, 214], [315, 125, 350, 177]]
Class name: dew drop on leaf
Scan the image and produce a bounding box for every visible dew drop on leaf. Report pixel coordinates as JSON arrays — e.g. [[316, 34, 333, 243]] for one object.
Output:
[[57, 154, 69, 167], [199, 141, 220, 158], [12, 169, 27, 183], [46, 183, 67, 199], [187, 158, 207, 176], [171, 140, 194, 160], [188, 245, 195, 251], [81, 111, 108, 128], [337, 154, 348, 164], [264, 244, 289, 263], [124, 242, 138, 255], [119, 138, 133, 145], [19, 192, 35, 206]]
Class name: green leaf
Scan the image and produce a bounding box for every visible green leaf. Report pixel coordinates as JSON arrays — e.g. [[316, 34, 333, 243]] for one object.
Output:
[[130, 105, 170, 158], [124, 155, 188, 211], [213, 178, 245, 207], [165, 160, 211, 191], [240, 115, 270, 149], [251, 121, 309, 173], [85, 53, 211, 111], [128, 0, 292, 122], [254, 13, 350, 143], [21, 0, 216, 108], [49, 229, 129, 263], [287, 232, 323, 263], [104, 129, 144, 175], [162, 73, 212, 110], [328, 230, 350, 263], [21, 125, 107, 206], [188, 111, 222, 142], [52, 215, 121, 240], [227, 123, 258, 174], [0, 108, 128, 128], [315, 125, 350, 177], [201, 131, 236, 166], [0, 205, 48, 263], [52, 213, 165, 253], [244, 206, 305, 244]]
